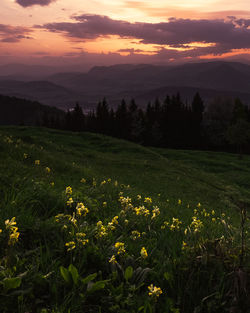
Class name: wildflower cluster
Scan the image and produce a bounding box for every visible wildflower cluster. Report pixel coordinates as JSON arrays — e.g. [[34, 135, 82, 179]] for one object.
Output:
[[170, 218, 182, 231], [107, 216, 119, 231], [140, 247, 148, 259], [114, 242, 126, 255], [109, 254, 117, 264], [96, 221, 108, 238], [190, 216, 203, 233], [151, 206, 160, 219], [131, 230, 141, 240], [5, 217, 20, 246], [148, 284, 163, 299], [76, 202, 89, 217], [134, 206, 150, 216]]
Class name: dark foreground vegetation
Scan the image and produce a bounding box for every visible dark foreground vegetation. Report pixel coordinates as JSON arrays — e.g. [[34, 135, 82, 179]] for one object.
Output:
[[0, 126, 249, 313]]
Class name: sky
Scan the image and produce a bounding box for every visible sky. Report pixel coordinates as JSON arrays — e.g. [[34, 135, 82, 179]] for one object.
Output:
[[1, 0, 250, 68]]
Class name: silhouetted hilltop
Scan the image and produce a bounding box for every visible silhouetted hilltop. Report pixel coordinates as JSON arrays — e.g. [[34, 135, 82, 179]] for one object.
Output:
[[0, 94, 64, 126]]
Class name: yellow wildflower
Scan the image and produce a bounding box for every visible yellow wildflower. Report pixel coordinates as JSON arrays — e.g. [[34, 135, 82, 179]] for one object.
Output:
[[148, 284, 163, 298], [134, 206, 150, 216], [96, 221, 107, 238], [23, 153, 28, 159], [109, 255, 117, 264], [140, 247, 148, 259], [50, 182, 55, 187], [144, 197, 152, 204], [131, 230, 141, 240], [178, 199, 182, 205], [152, 206, 160, 219], [80, 178, 86, 183], [170, 218, 182, 231], [5, 217, 20, 246], [65, 186, 72, 195], [76, 202, 89, 216], [161, 221, 169, 229], [5, 217, 17, 229], [182, 241, 187, 250], [114, 242, 126, 255], [35, 159, 40, 165], [190, 216, 203, 232], [70, 213, 77, 226], [45, 167, 51, 173], [8, 230, 20, 246], [67, 197, 74, 206], [112, 216, 119, 225], [76, 233, 89, 246], [65, 241, 76, 251]]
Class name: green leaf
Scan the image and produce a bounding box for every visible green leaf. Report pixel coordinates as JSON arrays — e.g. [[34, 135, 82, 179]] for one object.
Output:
[[3, 277, 21, 291], [144, 302, 152, 313], [60, 266, 71, 284], [87, 280, 108, 293], [68, 264, 79, 285], [81, 273, 97, 285], [124, 266, 133, 282]]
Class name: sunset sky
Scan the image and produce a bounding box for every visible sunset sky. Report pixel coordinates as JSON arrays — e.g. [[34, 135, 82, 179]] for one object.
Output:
[[1, 0, 250, 67]]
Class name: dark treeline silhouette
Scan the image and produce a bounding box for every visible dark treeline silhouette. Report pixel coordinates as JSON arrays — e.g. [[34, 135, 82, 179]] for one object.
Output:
[[40, 91, 250, 154], [0, 94, 64, 127]]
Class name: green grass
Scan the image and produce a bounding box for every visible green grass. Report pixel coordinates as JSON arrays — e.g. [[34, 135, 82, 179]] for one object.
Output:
[[0, 126, 249, 313]]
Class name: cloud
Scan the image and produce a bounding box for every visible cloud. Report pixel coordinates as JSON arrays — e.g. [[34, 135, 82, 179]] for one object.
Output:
[[123, 1, 250, 19], [0, 24, 33, 43], [15, 0, 57, 7], [118, 48, 146, 53], [37, 14, 250, 57]]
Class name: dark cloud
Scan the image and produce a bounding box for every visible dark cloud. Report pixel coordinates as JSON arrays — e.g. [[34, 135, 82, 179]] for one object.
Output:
[[37, 14, 250, 57], [118, 48, 145, 53], [16, 0, 56, 7], [234, 18, 250, 28], [0, 24, 33, 43]]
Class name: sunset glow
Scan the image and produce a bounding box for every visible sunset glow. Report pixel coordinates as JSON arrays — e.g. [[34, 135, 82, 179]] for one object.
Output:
[[1, 0, 250, 65]]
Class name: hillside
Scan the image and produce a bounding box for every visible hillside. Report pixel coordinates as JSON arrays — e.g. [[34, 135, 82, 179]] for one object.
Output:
[[0, 126, 249, 312], [0, 94, 64, 126], [1, 126, 250, 207], [0, 80, 81, 109]]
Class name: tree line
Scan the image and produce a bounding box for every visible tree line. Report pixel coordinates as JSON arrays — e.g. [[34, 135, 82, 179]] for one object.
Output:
[[41, 92, 250, 154]]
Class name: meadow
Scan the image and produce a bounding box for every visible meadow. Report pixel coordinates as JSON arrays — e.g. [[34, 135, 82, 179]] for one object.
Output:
[[0, 126, 249, 313]]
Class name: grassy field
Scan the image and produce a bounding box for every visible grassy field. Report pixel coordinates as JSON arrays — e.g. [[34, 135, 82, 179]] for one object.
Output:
[[0, 126, 249, 313]]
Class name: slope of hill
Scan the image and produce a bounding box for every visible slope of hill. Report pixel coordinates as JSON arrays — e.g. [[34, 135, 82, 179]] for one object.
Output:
[[1, 126, 249, 213], [0, 126, 249, 312], [0, 94, 64, 125], [0, 80, 83, 109]]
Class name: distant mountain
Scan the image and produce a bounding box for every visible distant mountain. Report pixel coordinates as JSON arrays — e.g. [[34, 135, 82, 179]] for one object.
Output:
[[135, 85, 250, 106], [0, 94, 64, 126], [1, 61, 250, 109], [47, 61, 250, 106], [0, 80, 84, 109]]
